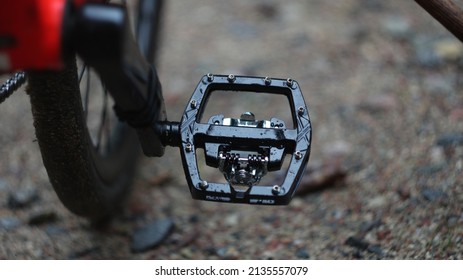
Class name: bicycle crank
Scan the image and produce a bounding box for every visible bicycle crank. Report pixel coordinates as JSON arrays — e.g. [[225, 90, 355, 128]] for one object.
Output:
[[156, 74, 312, 205]]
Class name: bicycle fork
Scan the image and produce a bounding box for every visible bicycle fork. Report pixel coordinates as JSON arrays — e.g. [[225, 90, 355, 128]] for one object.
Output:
[[69, 3, 312, 205]]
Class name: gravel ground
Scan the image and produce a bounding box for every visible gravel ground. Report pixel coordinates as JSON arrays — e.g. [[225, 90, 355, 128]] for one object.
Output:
[[1, 0, 463, 259]]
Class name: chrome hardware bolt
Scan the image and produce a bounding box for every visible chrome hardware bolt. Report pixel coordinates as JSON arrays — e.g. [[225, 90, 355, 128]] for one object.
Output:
[[228, 74, 236, 83], [286, 78, 294, 87], [272, 185, 281, 195], [190, 100, 197, 109], [294, 151, 302, 160], [185, 143, 193, 152], [298, 106, 305, 115], [206, 73, 214, 82], [264, 77, 272, 85], [199, 180, 209, 190]]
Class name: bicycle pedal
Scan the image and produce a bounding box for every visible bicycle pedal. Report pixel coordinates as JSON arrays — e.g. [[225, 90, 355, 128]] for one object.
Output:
[[178, 74, 312, 205]]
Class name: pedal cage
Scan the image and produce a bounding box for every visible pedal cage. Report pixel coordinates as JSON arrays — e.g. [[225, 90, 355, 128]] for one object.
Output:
[[179, 74, 312, 205]]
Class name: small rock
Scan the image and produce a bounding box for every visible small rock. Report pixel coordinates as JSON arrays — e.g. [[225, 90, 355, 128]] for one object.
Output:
[[148, 172, 173, 187], [216, 246, 239, 259], [433, 39, 463, 61], [68, 246, 101, 259], [189, 215, 200, 223], [255, 2, 279, 20], [322, 140, 353, 158], [376, 229, 391, 240], [0, 216, 22, 231], [358, 94, 398, 113], [225, 213, 239, 226], [44, 225, 68, 236], [367, 196, 387, 208], [28, 211, 58, 226], [360, 219, 382, 234], [345, 236, 384, 257], [180, 248, 195, 259], [447, 215, 459, 227], [396, 187, 411, 200], [367, 244, 385, 257], [345, 236, 369, 251], [430, 146, 446, 164], [295, 249, 310, 259], [7, 188, 39, 209], [436, 133, 463, 148], [414, 36, 463, 67], [296, 159, 347, 195], [205, 247, 217, 256], [0, 179, 8, 191], [131, 218, 174, 253], [381, 16, 411, 39], [421, 188, 448, 202], [173, 228, 199, 248]]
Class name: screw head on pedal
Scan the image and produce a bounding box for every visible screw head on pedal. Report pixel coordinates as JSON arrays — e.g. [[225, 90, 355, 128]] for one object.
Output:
[[178, 74, 312, 205]]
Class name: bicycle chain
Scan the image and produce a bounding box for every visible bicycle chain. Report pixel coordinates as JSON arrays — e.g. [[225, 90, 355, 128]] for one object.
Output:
[[0, 71, 27, 104]]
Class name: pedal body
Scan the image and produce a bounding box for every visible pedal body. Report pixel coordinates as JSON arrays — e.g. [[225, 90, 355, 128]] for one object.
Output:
[[178, 74, 312, 205]]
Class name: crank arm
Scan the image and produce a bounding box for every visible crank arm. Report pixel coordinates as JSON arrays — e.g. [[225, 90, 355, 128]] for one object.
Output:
[[170, 74, 312, 205]]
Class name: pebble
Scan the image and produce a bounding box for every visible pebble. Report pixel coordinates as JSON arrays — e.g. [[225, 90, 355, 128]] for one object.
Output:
[[296, 160, 347, 195], [28, 211, 58, 226], [216, 246, 239, 259], [345, 236, 385, 258], [421, 188, 448, 202], [0, 179, 8, 191], [381, 16, 411, 39], [367, 244, 385, 257], [68, 247, 101, 260], [131, 218, 174, 253], [295, 248, 310, 259], [396, 187, 411, 200], [322, 140, 352, 158], [360, 219, 382, 234], [436, 133, 463, 148], [44, 225, 68, 236], [189, 215, 200, 224], [254, 2, 279, 20], [358, 94, 398, 113], [345, 236, 369, 251], [367, 196, 387, 208], [7, 188, 40, 209], [414, 36, 463, 67], [0, 216, 22, 231], [430, 146, 446, 164], [433, 39, 463, 61], [447, 215, 459, 227]]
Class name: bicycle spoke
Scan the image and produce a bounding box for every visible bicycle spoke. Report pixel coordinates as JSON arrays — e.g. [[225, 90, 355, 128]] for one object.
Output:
[[96, 84, 109, 152], [83, 68, 91, 121], [78, 64, 87, 83]]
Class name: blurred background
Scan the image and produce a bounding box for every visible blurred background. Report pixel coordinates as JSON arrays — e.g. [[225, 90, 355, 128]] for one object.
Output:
[[1, 0, 462, 259]]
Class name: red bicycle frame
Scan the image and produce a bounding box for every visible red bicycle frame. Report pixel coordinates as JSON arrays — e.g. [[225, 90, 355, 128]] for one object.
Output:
[[0, 0, 105, 73]]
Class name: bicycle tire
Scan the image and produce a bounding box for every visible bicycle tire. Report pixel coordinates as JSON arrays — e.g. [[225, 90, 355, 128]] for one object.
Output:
[[27, 0, 163, 219]]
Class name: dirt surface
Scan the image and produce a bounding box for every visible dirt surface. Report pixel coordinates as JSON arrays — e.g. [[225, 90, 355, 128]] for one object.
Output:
[[1, 0, 463, 259]]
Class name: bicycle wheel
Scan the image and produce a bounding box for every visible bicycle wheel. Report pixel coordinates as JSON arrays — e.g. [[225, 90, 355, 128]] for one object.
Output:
[[27, 0, 164, 219]]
